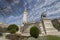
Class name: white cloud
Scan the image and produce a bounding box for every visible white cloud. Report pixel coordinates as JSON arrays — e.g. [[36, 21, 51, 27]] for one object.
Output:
[[45, 0, 57, 5], [13, 0, 20, 4]]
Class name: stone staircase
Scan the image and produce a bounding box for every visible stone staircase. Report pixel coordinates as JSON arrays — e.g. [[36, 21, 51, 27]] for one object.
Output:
[[43, 19, 60, 36], [0, 33, 9, 40], [45, 27, 60, 35], [39, 23, 46, 36]]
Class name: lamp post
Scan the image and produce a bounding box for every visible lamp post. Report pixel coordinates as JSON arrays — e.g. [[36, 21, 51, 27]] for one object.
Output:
[[41, 12, 47, 35]]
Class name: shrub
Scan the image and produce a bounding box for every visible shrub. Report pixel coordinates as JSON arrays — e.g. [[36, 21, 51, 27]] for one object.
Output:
[[6, 34, 20, 40], [0, 32, 3, 37], [7, 24, 19, 34], [9, 29, 16, 34], [30, 26, 39, 38], [52, 19, 60, 31]]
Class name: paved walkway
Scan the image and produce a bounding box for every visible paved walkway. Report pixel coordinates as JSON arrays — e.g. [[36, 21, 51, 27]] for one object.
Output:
[[21, 33, 46, 37], [0, 33, 9, 40]]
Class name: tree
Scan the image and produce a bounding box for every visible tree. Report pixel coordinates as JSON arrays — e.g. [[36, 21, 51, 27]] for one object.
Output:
[[30, 26, 40, 38], [52, 19, 60, 31], [7, 24, 19, 34]]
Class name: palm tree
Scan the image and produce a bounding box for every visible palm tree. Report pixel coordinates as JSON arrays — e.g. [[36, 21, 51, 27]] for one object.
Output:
[[41, 12, 47, 35]]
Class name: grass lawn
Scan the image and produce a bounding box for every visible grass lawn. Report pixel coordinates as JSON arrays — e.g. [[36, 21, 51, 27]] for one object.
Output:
[[46, 35, 60, 40], [26, 35, 60, 40]]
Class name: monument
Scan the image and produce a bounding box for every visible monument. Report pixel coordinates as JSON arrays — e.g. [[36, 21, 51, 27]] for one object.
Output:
[[20, 8, 60, 36]]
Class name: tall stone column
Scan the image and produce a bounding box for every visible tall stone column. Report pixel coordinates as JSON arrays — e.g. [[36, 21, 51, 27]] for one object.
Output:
[[21, 8, 27, 33], [23, 8, 27, 24], [17, 8, 28, 34]]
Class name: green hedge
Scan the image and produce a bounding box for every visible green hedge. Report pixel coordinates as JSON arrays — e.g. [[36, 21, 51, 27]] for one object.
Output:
[[30, 26, 40, 38], [7, 24, 19, 34]]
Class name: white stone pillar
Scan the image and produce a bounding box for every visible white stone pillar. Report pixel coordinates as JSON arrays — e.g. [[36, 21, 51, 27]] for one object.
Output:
[[23, 8, 27, 24]]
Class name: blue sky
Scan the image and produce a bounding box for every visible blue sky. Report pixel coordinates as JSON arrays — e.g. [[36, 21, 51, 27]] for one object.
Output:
[[0, 0, 60, 25]]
